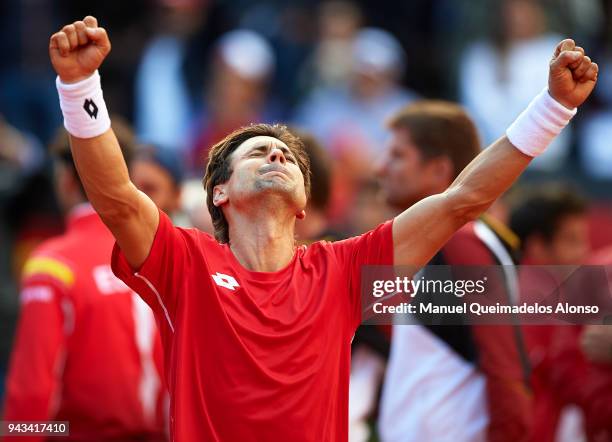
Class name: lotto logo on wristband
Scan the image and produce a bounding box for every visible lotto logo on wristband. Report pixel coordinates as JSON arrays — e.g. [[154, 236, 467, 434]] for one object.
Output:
[[57, 71, 111, 138], [83, 98, 98, 119]]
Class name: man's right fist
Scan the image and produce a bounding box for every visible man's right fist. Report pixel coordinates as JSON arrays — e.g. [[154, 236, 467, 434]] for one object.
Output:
[[49, 16, 111, 84]]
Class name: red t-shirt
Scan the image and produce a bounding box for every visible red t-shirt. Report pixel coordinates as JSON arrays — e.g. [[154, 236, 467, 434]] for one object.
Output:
[[112, 210, 393, 441]]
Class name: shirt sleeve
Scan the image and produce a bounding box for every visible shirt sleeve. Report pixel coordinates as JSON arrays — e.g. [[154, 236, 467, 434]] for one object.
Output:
[[4, 276, 66, 440], [111, 209, 191, 336], [329, 220, 394, 329]]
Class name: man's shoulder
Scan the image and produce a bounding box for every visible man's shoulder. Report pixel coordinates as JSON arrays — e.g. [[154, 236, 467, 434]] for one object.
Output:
[[297, 239, 340, 267], [441, 221, 493, 265], [173, 225, 219, 248], [26, 233, 76, 268], [22, 240, 77, 290], [163, 224, 226, 264]]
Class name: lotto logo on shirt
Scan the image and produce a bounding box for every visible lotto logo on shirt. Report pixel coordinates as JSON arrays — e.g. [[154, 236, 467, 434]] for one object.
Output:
[[211, 272, 240, 291], [93, 265, 130, 295]]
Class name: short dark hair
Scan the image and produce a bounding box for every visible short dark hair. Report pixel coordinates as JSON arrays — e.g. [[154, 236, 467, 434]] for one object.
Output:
[[510, 187, 587, 246], [387, 100, 481, 179], [203, 123, 311, 244], [134, 144, 185, 188]]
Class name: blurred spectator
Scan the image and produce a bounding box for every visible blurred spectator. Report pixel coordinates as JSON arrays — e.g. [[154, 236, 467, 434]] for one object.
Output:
[[188, 29, 280, 174], [135, 0, 233, 153], [3, 120, 168, 440], [295, 27, 416, 159], [135, 0, 205, 153], [0, 0, 61, 144], [511, 187, 612, 441], [580, 325, 612, 364], [510, 188, 589, 266], [238, 3, 316, 107], [459, 0, 570, 171], [377, 101, 531, 442], [131, 145, 185, 224], [179, 179, 214, 234], [343, 178, 392, 236], [295, 27, 417, 227], [0, 116, 45, 177], [291, 130, 338, 242], [300, 1, 363, 92], [0, 117, 54, 401], [0, 117, 61, 303]]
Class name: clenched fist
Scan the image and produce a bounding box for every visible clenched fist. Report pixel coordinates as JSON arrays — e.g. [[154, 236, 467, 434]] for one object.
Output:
[[49, 16, 111, 84], [549, 39, 598, 109]]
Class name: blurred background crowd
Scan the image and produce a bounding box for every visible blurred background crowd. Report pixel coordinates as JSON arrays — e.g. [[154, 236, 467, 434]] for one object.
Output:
[[2, 0, 612, 440]]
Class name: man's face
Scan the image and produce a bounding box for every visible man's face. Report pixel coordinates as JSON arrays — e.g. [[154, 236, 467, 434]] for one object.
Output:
[[546, 214, 590, 265], [132, 160, 180, 215], [377, 128, 449, 210], [216, 135, 307, 212]]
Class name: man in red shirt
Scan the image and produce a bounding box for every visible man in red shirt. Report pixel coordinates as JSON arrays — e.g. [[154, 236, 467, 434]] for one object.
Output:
[[48, 16, 597, 441], [510, 189, 612, 441], [4, 125, 167, 441]]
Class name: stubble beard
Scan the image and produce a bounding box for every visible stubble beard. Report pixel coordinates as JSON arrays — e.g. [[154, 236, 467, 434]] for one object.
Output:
[[253, 176, 300, 205]]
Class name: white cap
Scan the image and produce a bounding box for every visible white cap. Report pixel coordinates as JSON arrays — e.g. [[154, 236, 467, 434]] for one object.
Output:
[[352, 28, 405, 76], [217, 29, 275, 80]]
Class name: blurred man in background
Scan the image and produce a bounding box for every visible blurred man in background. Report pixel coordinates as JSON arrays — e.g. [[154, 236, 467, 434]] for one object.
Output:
[[584, 245, 612, 368], [377, 101, 531, 442], [511, 188, 612, 441], [511, 189, 589, 266], [131, 145, 185, 224], [3, 122, 167, 441], [135, 0, 212, 154], [292, 129, 336, 243], [294, 27, 418, 227]]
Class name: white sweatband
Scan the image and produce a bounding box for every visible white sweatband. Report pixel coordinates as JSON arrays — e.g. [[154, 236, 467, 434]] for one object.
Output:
[[506, 88, 577, 157], [56, 70, 111, 139]]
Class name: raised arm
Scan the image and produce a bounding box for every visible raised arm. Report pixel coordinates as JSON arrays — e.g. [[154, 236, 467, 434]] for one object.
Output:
[[393, 39, 598, 266], [49, 17, 158, 268]]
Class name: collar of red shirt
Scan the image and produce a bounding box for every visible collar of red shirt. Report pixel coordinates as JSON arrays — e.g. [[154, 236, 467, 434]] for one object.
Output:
[[67, 203, 97, 229]]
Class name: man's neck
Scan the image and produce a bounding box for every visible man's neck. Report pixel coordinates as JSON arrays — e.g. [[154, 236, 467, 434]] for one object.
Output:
[[228, 210, 297, 272]]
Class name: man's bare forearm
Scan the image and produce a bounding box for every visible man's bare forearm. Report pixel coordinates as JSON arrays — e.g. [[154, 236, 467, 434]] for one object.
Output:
[[69, 129, 158, 268], [70, 129, 134, 219], [392, 136, 531, 266], [50, 18, 159, 268], [446, 37, 599, 221], [444, 136, 531, 222]]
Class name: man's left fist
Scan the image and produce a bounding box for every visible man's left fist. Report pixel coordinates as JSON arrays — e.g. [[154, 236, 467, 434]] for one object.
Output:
[[549, 39, 598, 109]]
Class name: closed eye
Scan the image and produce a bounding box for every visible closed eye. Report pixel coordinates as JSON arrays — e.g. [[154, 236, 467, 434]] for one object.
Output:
[[248, 146, 268, 157]]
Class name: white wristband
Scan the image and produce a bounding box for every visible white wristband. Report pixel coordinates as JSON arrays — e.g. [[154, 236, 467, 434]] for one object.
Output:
[[506, 88, 577, 157], [56, 70, 111, 139]]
